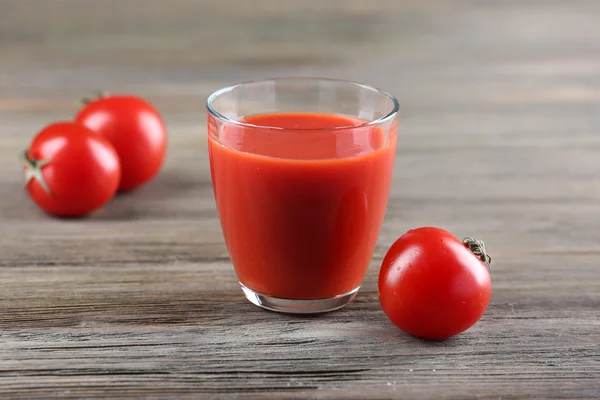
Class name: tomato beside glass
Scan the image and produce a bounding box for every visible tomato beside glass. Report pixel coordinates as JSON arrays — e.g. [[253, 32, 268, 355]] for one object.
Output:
[[75, 95, 167, 192], [23, 121, 121, 218], [378, 227, 492, 340]]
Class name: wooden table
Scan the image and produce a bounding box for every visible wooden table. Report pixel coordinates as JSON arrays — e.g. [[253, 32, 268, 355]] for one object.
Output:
[[1, 1, 599, 398]]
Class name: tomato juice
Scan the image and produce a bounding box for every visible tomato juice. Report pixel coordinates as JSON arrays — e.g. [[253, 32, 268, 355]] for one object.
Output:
[[208, 112, 396, 300]]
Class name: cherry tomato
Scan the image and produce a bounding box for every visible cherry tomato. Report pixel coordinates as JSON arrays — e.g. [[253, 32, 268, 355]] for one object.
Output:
[[75, 94, 167, 192], [22, 122, 121, 218], [378, 227, 492, 340]]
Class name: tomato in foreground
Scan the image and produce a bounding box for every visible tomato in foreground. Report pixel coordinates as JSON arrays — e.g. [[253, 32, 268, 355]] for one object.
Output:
[[22, 122, 121, 218], [378, 227, 492, 340], [75, 94, 167, 192]]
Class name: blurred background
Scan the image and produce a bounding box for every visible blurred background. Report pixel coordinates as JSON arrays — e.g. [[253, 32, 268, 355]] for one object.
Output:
[[2, 0, 600, 247], [3, 0, 599, 110]]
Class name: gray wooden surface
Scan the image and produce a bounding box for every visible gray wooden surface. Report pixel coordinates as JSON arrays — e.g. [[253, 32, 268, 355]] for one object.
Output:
[[1, 0, 599, 398]]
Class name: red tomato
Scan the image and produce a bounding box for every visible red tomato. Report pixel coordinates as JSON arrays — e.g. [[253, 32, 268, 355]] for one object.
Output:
[[378, 227, 492, 340], [22, 122, 121, 217], [75, 95, 167, 192]]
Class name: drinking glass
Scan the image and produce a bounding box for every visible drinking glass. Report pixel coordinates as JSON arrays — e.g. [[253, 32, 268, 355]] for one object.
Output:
[[207, 77, 399, 313]]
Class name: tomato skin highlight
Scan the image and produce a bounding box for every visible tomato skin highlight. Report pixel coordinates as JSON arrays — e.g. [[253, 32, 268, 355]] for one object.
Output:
[[25, 122, 121, 218], [378, 227, 492, 340], [75, 95, 167, 192]]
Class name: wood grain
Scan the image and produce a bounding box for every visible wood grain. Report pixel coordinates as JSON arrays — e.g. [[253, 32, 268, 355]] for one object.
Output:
[[1, 0, 599, 398]]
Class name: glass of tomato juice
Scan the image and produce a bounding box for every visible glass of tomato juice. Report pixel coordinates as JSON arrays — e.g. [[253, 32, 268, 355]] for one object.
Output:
[[207, 78, 399, 314]]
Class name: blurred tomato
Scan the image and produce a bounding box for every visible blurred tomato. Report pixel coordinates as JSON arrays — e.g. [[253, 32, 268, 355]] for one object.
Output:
[[75, 94, 167, 191], [23, 121, 121, 217]]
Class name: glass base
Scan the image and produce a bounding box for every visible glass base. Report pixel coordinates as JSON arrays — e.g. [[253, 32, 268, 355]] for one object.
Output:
[[240, 283, 360, 314]]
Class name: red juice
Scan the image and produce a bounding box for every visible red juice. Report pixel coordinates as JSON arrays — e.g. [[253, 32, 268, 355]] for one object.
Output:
[[208, 112, 396, 299]]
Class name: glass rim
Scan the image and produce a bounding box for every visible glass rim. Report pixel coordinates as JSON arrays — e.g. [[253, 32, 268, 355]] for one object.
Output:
[[206, 77, 400, 132]]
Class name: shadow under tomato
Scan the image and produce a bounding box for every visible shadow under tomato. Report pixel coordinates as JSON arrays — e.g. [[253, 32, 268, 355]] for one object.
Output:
[[379, 326, 464, 345], [91, 168, 213, 221]]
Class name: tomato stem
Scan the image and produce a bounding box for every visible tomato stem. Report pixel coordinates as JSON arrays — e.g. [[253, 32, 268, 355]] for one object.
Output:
[[462, 237, 491, 269], [81, 90, 109, 105], [20, 148, 54, 196]]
